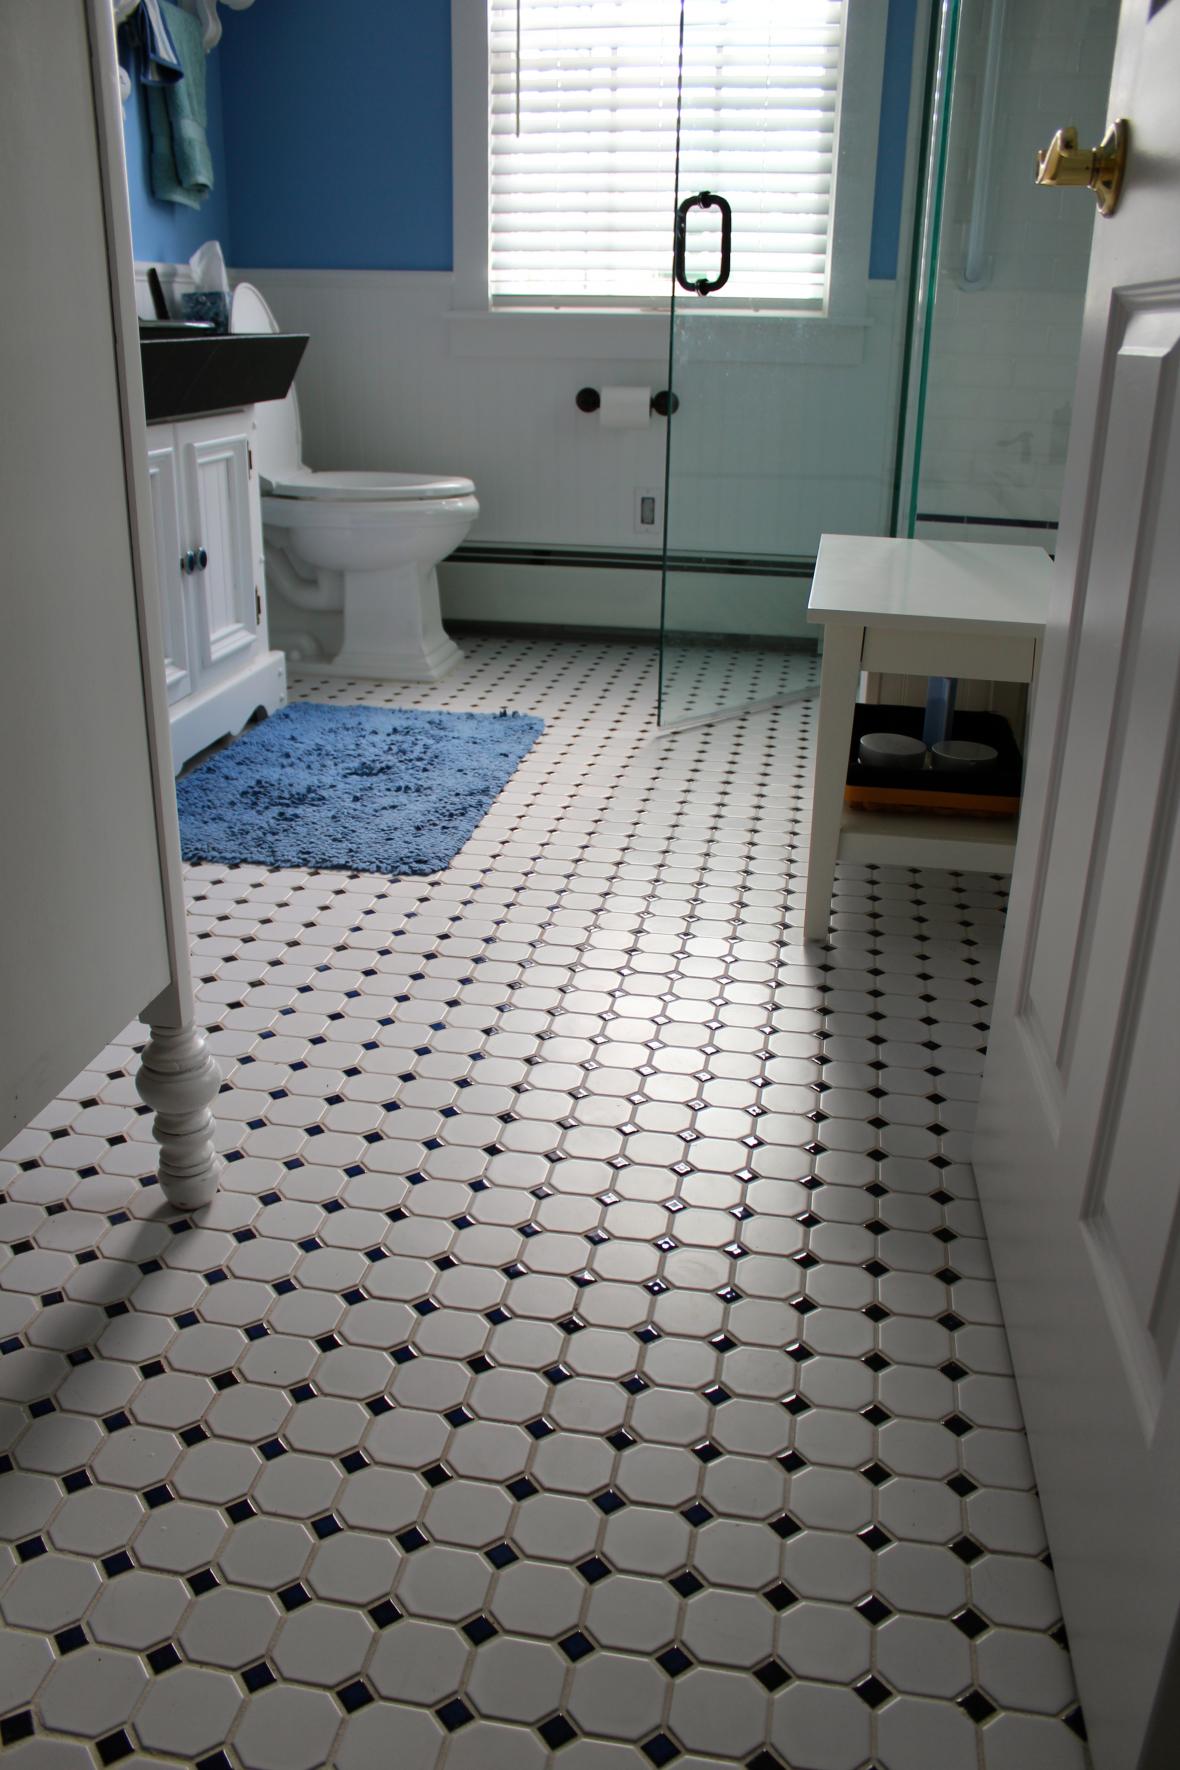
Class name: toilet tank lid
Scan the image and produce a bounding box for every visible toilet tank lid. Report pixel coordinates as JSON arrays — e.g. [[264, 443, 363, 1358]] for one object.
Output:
[[265, 468, 476, 502]]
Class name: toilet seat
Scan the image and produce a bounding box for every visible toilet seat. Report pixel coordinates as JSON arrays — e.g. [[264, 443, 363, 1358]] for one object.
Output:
[[264, 467, 476, 502]]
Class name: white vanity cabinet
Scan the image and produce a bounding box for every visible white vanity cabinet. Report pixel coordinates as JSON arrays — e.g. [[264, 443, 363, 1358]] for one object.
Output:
[[147, 411, 286, 771]]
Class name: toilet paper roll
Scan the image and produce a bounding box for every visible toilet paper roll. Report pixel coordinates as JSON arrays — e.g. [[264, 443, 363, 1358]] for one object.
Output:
[[599, 387, 652, 430]]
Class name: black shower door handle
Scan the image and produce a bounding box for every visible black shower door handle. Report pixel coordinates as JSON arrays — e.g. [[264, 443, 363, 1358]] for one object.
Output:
[[673, 191, 733, 295]]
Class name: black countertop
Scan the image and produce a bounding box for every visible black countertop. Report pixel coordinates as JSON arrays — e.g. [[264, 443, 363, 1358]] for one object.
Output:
[[140, 330, 309, 424]]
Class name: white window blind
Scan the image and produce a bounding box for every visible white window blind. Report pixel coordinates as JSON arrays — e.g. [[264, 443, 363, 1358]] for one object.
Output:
[[488, 0, 846, 309]]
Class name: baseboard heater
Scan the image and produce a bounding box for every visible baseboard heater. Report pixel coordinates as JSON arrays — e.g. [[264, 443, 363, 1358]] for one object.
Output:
[[450, 541, 818, 580]]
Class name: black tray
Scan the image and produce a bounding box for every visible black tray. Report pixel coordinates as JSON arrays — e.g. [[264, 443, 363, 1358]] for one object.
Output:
[[847, 703, 1023, 799]]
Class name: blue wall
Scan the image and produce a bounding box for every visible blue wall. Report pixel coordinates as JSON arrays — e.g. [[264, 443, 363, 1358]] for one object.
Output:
[[870, 0, 920, 279], [121, 35, 233, 264], [124, 0, 915, 281], [218, 0, 453, 271]]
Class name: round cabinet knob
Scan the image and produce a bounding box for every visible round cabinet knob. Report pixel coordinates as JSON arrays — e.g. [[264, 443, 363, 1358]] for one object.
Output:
[[197, 547, 208, 571], [184, 550, 197, 574]]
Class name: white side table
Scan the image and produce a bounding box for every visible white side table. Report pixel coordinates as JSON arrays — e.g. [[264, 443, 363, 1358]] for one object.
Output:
[[803, 535, 1052, 941]]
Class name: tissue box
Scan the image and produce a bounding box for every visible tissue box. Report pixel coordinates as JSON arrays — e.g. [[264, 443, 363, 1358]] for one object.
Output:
[[181, 290, 229, 333]]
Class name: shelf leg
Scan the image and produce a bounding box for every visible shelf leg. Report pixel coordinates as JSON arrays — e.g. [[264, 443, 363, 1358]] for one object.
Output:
[[803, 623, 864, 942]]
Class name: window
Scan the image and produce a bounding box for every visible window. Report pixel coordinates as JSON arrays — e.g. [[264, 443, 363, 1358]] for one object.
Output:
[[486, 0, 847, 311]]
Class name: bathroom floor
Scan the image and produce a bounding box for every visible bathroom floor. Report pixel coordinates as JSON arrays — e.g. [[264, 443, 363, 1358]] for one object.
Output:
[[1, 635, 1088, 1770]]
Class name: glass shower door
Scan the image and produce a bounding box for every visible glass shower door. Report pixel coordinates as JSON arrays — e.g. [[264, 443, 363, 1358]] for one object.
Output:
[[657, 0, 854, 727]]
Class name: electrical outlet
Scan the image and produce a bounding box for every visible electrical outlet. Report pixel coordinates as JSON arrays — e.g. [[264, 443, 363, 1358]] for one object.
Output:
[[635, 486, 662, 535]]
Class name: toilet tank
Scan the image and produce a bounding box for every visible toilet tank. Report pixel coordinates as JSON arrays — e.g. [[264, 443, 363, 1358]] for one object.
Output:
[[229, 281, 303, 477]]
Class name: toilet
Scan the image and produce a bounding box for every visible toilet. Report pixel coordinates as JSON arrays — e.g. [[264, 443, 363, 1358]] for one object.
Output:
[[229, 283, 477, 682]]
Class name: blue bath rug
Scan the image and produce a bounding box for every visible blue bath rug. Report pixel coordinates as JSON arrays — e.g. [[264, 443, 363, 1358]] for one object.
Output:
[[175, 701, 544, 875]]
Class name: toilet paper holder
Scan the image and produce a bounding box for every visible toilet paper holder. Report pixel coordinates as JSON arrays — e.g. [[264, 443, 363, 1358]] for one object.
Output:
[[576, 387, 680, 416]]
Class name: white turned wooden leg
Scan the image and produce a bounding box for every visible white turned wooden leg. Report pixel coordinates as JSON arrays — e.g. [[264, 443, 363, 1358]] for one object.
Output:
[[803, 622, 864, 943], [136, 1022, 222, 1210]]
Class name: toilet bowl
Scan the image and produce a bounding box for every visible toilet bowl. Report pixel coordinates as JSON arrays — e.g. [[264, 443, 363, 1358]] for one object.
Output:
[[230, 283, 477, 681]]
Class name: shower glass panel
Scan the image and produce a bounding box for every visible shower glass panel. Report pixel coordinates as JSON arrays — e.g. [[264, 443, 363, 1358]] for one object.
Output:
[[657, 0, 922, 728], [902, 0, 1120, 546]]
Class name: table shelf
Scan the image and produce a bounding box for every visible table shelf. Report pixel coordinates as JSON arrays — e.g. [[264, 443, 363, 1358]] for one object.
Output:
[[837, 805, 1019, 873]]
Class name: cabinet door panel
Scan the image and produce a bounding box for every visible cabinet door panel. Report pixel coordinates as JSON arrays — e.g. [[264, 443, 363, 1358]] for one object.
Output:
[[185, 429, 257, 678], [147, 437, 192, 703]]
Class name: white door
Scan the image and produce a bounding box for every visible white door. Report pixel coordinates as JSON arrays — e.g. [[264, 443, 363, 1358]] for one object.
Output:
[[183, 420, 259, 686], [974, 5, 1180, 1767], [146, 435, 194, 704]]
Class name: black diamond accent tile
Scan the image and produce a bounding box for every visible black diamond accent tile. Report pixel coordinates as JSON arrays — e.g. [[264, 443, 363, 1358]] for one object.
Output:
[[337, 1679, 374, 1713], [857, 1595, 893, 1626], [97, 1729, 135, 1765], [578, 1556, 611, 1584], [1, 1713, 35, 1748], [593, 1488, 625, 1514], [862, 1403, 891, 1427], [657, 1646, 693, 1677], [608, 1429, 635, 1452], [670, 1569, 704, 1598], [947, 1472, 978, 1498], [763, 1581, 798, 1612], [862, 1461, 892, 1487], [508, 1476, 538, 1501], [242, 1661, 276, 1692], [54, 1624, 88, 1655], [188, 1568, 218, 1596], [952, 1606, 989, 1640], [559, 1629, 595, 1662], [369, 1599, 402, 1629], [423, 1463, 452, 1488], [278, 1582, 311, 1611], [940, 1360, 968, 1382], [754, 1660, 790, 1692], [1064, 1706, 1088, 1741], [463, 1615, 497, 1646], [397, 1526, 428, 1553], [854, 1675, 892, 1709], [539, 1715, 578, 1750], [436, 1698, 473, 1732], [692, 1440, 722, 1464], [951, 1534, 985, 1564], [642, 1733, 681, 1766], [682, 1502, 713, 1527], [959, 1688, 998, 1725], [102, 1550, 133, 1578], [147, 1642, 181, 1674], [770, 1513, 802, 1541], [486, 1542, 518, 1569]]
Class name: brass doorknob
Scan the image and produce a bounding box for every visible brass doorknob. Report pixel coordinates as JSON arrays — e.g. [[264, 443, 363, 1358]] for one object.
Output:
[[1034, 119, 1128, 217]]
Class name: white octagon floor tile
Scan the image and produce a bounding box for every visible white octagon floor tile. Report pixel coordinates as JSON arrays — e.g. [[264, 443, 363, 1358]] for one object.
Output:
[[0, 639, 1087, 1769]]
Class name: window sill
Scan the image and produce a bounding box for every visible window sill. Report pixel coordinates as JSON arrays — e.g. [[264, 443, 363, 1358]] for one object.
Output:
[[447, 305, 872, 365]]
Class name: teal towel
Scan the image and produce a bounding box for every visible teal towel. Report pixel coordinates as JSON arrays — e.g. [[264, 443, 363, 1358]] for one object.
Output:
[[146, 2, 213, 209]]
